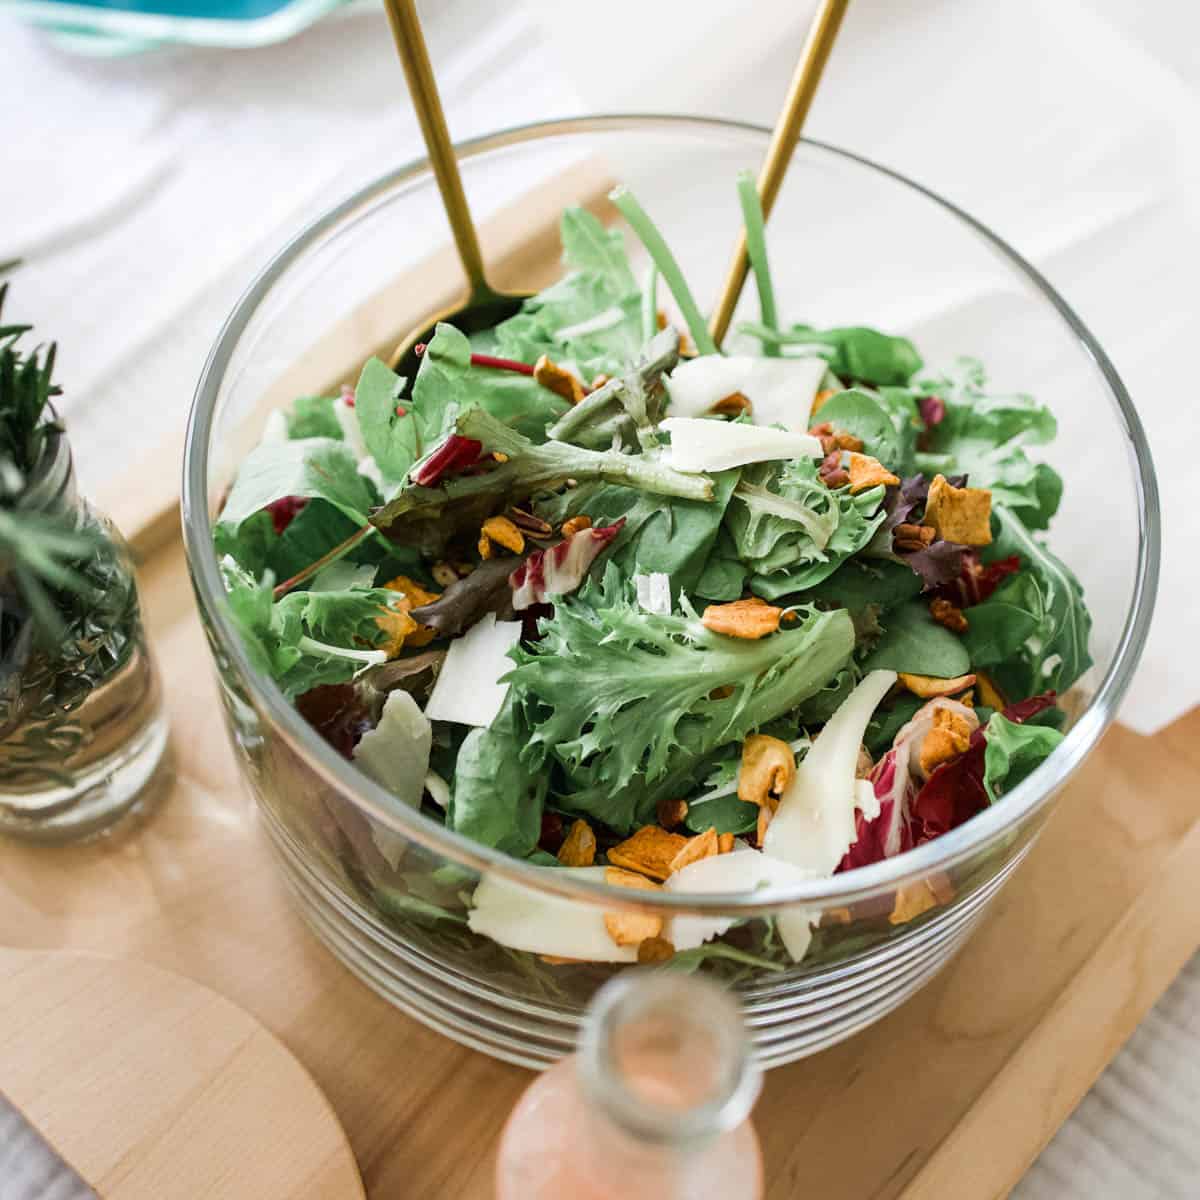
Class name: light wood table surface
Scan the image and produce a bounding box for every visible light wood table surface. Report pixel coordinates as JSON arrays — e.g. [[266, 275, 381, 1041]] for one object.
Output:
[[1, 531, 1198, 1198]]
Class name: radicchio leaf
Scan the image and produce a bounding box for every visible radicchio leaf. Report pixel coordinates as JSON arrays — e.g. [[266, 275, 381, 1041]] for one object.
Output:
[[266, 495, 308, 534], [871, 473, 969, 589], [918, 394, 946, 430], [837, 695, 977, 871], [296, 683, 376, 758], [909, 691, 1057, 843], [933, 550, 1021, 608], [510, 518, 626, 610], [410, 434, 483, 487]]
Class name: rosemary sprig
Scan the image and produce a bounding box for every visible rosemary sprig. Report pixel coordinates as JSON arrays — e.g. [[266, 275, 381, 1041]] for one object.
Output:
[[0, 271, 103, 644]]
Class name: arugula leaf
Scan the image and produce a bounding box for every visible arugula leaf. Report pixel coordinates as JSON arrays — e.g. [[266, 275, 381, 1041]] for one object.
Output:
[[508, 564, 855, 831], [982, 713, 1064, 802], [813, 389, 906, 472], [968, 504, 1093, 697], [536, 467, 738, 595], [354, 356, 419, 485], [799, 555, 923, 620], [218, 437, 377, 531], [288, 395, 343, 440], [914, 360, 1062, 529], [860, 598, 971, 678], [694, 527, 748, 601], [738, 321, 922, 385], [724, 459, 887, 597], [491, 208, 644, 378], [448, 701, 546, 857], [667, 943, 788, 975], [684, 792, 759, 836]]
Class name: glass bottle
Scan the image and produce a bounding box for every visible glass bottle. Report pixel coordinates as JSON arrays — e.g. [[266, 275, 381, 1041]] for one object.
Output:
[[496, 971, 764, 1200], [0, 428, 169, 841]]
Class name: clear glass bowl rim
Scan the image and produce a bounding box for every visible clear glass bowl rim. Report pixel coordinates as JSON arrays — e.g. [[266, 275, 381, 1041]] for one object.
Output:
[[183, 114, 1160, 916]]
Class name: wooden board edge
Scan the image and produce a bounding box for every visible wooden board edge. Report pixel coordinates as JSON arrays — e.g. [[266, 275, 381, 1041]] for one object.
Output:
[[899, 817, 1200, 1200]]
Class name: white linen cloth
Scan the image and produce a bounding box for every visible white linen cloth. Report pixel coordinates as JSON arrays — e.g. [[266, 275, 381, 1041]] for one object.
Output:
[[3, 1, 1198, 1192]]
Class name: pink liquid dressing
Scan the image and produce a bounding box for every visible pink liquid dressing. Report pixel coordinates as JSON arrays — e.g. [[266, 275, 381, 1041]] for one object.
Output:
[[495, 1057, 764, 1200]]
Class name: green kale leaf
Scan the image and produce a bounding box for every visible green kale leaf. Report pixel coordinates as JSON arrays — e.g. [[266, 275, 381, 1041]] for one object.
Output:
[[724, 459, 887, 597], [220, 558, 406, 698], [507, 564, 855, 832]]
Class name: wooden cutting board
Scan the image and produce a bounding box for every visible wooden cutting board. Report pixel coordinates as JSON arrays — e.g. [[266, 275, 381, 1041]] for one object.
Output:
[[0, 949, 363, 1199], [2, 162, 1197, 1199]]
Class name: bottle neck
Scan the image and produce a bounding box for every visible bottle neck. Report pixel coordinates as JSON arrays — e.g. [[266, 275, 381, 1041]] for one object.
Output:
[[17, 424, 80, 521], [575, 972, 762, 1192]]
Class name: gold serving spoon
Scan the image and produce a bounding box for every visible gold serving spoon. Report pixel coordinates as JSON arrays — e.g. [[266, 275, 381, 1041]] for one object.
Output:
[[708, 0, 850, 348], [382, 0, 530, 380]]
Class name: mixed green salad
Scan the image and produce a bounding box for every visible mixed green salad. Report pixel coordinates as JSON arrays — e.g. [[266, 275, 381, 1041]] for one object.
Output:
[[215, 177, 1091, 968]]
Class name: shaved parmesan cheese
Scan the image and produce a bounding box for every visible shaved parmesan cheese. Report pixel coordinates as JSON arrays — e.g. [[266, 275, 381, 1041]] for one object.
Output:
[[765, 669, 898, 875], [660, 417, 822, 473], [352, 690, 432, 809], [664, 848, 818, 961], [424, 614, 521, 727], [468, 868, 640, 962], [634, 572, 672, 615], [665, 355, 827, 430]]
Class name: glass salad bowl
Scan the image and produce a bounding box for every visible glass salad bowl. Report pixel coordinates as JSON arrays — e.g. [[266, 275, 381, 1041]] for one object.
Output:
[[182, 116, 1158, 1068]]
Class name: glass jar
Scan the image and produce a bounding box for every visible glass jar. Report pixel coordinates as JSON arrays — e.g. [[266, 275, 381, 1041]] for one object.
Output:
[[496, 972, 763, 1199], [183, 117, 1158, 1066], [0, 427, 169, 841]]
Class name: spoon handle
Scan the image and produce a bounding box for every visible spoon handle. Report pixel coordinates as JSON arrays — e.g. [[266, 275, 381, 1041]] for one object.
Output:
[[708, 0, 850, 348], [383, 0, 489, 296]]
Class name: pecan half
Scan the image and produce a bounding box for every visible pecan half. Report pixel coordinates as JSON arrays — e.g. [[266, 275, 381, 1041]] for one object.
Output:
[[929, 597, 968, 634], [818, 450, 850, 489], [701, 597, 782, 639], [637, 935, 676, 964], [508, 507, 554, 538], [656, 797, 689, 831]]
